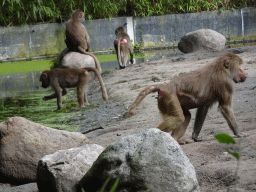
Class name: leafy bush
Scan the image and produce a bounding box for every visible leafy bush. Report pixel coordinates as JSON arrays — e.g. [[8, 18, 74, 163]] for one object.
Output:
[[0, 0, 255, 26]]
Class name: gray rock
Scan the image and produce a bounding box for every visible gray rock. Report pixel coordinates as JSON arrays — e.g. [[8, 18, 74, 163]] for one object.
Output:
[[0, 117, 89, 184], [1, 183, 38, 192], [79, 128, 200, 192], [178, 29, 226, 53], [36, 144, 104, 192], [61, 52, 95, 69]]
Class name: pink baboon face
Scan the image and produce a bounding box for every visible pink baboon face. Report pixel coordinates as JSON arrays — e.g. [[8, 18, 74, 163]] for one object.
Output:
[[233, 67, 248, 83]]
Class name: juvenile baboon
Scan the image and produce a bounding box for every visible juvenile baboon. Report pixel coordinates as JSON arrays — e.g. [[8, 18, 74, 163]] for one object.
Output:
[[114, 26, 134, 69], [128, 53, 248, 142], [65, 9, 102, 74], [40, 67, 108, 110]]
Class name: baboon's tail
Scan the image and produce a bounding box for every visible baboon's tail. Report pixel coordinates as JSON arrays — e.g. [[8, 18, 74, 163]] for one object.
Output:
[[78, 47, 102, 74], [117, 37, 122, 67], [83, 67, 108, 101], [127, 85, 161, 117]]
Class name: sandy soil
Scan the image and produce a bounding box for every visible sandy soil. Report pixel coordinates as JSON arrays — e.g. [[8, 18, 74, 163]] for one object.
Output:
[[81, 47, 256, 192]]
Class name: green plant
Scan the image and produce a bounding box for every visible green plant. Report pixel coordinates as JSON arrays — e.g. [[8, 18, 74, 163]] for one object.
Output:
[[215, 133, 240, 190], [1, 0, 255, 26], [50, 58, 61, 69], [139, 25, 144, 48], [0, 0, 61, 26], [134, 43, 140, 49]]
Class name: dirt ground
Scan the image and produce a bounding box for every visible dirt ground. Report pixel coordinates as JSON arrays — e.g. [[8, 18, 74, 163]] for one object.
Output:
[[1, 47, 255, 192], [80, 46, 256, 192]]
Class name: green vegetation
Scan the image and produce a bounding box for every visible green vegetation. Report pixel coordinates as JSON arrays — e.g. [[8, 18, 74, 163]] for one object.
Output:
[[0, 91, 85, 131], [0, 54, 120, 75], [229, 34, 256, 40], [95, 54, 116, 63], [0, 0, 255, 26], [0, 51, 146, 75], [230, 43, 256, 48], [215, 133, 240, 191], [0, 59, 52, 75]]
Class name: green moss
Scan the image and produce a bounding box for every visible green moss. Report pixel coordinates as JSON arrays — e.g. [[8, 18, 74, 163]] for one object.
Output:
[[96, 54, 117, 63], [37, 36, 60, 56], [247, 34, 256, 39], [55, 30, 66, 52], [230, 43, 256, 48], [0, 92, 81, 131], [146, 42, 155, 47], [224, 12, 229, 18], [0, 52, 146, 76], [18, 44, 29, 58], [0, 59, 52, 75]]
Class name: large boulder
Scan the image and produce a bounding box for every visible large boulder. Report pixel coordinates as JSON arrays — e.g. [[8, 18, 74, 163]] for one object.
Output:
[[37, 144, 104, 192], [178, 29, 226, 53], [61, 51, 95, 69], [79, 128, 200, 192], [0, 117, 89, 184]]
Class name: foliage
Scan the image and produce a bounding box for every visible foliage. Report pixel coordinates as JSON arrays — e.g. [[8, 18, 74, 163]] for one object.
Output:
[[215, 133, 240, 190], [0, 0, 61, 26], [0, 91, 80, 131], [0, 0, 255, 26], [215, 133, 239, 160]]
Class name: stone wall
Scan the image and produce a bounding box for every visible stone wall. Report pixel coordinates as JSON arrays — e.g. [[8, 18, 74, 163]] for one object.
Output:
[[0, 7, 255, 60]]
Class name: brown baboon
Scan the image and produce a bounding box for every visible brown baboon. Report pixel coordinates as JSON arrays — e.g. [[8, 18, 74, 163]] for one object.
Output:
[[128, 53, 248, 142], [40, 67, 108, 110], [65, 9, 102, 74], [114, 26, 134, 69]]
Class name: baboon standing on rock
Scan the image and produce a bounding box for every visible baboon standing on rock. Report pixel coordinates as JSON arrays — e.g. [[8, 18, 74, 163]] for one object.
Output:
[[128, 53, 248, 143], [114, 26, 134, 69], [65, 9, 102, 74]]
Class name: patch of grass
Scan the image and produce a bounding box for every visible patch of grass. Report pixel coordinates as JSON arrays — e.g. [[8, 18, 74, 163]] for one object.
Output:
[[229, 43, 256, 48], [0, 91, 83, 131], [0, 59, 52, 75], [248, 34, 256, 39], [229, 34, 256, 41]]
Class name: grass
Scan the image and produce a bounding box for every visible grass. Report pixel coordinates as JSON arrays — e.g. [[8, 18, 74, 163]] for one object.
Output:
[[229, 43, 256, 48], [229, 34, 256, 41], [0, 90, 84, 131]]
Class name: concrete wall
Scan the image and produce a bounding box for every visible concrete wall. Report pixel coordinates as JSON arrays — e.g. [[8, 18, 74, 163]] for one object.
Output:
[[0, 7, 255, 60], [134, 7, 256, 47], [0, 23, 66, 60]]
